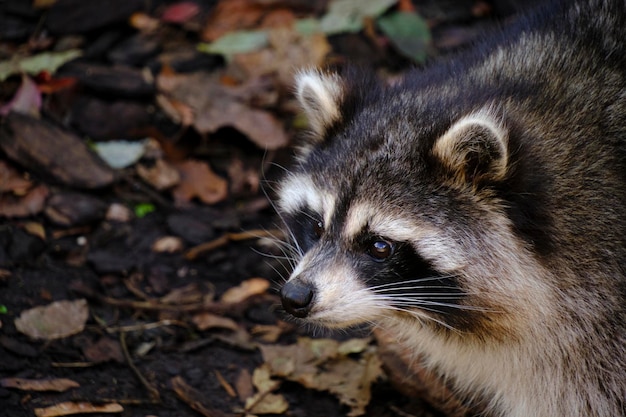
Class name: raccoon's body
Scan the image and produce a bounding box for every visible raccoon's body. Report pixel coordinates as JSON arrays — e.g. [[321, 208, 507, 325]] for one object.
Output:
[[277, 0, 626, 416]]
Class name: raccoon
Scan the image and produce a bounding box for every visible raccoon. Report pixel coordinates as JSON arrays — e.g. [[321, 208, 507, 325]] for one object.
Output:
[[276, 0, 626, 415]]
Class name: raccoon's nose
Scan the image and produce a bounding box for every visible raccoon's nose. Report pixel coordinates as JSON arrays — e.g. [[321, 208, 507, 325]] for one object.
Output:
[[280, 280, 314, 318]]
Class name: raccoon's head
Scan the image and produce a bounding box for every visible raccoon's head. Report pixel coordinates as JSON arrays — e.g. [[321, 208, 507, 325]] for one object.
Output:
[[277, 70, 553, 339]]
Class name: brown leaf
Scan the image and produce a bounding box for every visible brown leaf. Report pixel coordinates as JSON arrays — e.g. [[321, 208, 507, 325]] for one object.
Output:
[[201, 0, 294, 42], [0, 184, 49, 218], [82, 337, 124, 364], [0, 160, 32, 194], [231, 27, 331, 86], [34, 401, 123, 417], [156, 72, 288, 149], [1, 377, 79, 392], [136, 159, 180, 191], [259, 337, 382, 417], [235, 368, 254, 402], [15, 299, 89, 340], [161, 283, 204, 304], [192, 312, 239, 331], [220, 278, 270, 304], [171, 160, 228, 206]]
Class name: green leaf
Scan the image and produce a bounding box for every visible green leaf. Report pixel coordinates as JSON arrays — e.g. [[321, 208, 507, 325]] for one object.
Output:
[[0, 49, 82, 82], [377, 11, 431, 63], [134, 203, 156, 218], [198, 30, 269, 56], [320, 0, 397, 35], [0, 305, 7, 314]]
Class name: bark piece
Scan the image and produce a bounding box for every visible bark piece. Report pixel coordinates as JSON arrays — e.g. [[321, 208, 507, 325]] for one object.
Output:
[[0, 112, 115, 189]]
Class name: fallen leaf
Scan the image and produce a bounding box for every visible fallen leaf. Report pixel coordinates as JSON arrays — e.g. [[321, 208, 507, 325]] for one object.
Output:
[[0, 184, 49, 218], [129, 12, 160, 32], [34, 401, 123, 417], [0, 49, 82, 82], [157, 71, 288, 149], [192, 312, 239, 331], [235, 368, 254, 402], [220, 278, 270, 304], [198, 30, 269, 55], [229, 26, 331, 87], [320, 0, 397, 35], [258, 337, 382, 416], [161, 2, 200, 23], [377, 11, 431, 63], [82, 337, 124, 364], [244, 364, 288, 415], [171, 160, 228, 206], [136, 158, 180, 190], [21, 222, 46, 240], [105, 203, 133, 222], [200, 0, 295, 42], [0, 74, 42, 117], [92, 140, 148, 169], [0, 160, 33, 194], [1, 377, 79, 392], [161, 283, 204, 304], [15, 299, 89, 340], [151, 236, 184, 253], [155, 94, 194, 126]]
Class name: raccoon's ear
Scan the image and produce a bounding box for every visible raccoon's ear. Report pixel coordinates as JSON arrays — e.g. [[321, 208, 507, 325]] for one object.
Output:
[[295, 70, 344, 138], [433, 110, 508, 184]]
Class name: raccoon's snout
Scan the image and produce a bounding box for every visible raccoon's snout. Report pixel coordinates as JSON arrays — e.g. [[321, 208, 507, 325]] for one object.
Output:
[[280, 280, 314, 318]]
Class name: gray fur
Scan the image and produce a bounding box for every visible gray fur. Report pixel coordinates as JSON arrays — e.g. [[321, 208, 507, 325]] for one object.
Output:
[[278, 1, 626, 415]]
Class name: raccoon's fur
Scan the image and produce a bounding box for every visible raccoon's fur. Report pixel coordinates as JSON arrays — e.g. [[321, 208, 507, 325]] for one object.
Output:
[[277, 0, 626, 416]]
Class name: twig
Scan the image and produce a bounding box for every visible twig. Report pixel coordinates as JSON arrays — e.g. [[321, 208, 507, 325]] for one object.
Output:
[[104, 319, 188, 334], [185, 228, 283, 260], [119, 332, 160, 402]]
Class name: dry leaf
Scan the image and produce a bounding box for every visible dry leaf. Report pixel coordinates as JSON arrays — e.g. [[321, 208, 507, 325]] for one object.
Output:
[[235, 368, 254, 402], [15, 299, 89, 340], [0, 160, 32, 194], [231, 27, 331, 86], [34, 401, 123, 417], [82, 337, 124, 364], [1, 377, 79, 392], [171, 160, 228, 206], [151, 236, 184, 253], [258, 337, 382, 416], [136, 158, 180, 191], [220, 278, 270, 304], [201, 0, 294, 42], [157, 72, 288, 150], [244, 364, 288, 415], [21, 221, 46, 240], [0, 184, 49, 218], [161, 283, 204, 304], [192, 312, 239, 331]]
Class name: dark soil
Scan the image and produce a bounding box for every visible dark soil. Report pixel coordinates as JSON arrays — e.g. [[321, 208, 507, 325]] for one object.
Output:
[[0, 1, 535, 416]]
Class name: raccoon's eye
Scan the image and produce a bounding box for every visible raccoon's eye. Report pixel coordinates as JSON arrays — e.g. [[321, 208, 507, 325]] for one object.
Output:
[[368, 240, 394, 261], [313, 220, 324, 239]]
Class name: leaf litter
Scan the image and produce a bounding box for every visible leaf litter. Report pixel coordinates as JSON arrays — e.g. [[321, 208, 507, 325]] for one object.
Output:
[[0, 0, 493, 416]]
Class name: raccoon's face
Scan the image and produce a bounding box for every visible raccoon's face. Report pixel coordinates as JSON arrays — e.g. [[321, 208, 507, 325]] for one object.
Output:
[[277, 70, 552, 338]]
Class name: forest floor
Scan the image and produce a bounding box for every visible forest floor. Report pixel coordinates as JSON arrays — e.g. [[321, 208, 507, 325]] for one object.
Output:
[[0, 1, 527, 416]]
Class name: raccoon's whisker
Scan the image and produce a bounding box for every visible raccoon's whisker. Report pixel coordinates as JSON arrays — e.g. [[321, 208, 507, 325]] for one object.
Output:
[[382, 306, 461, 334], [371, 285, 463, 293], [367, 275, 460, 291]]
